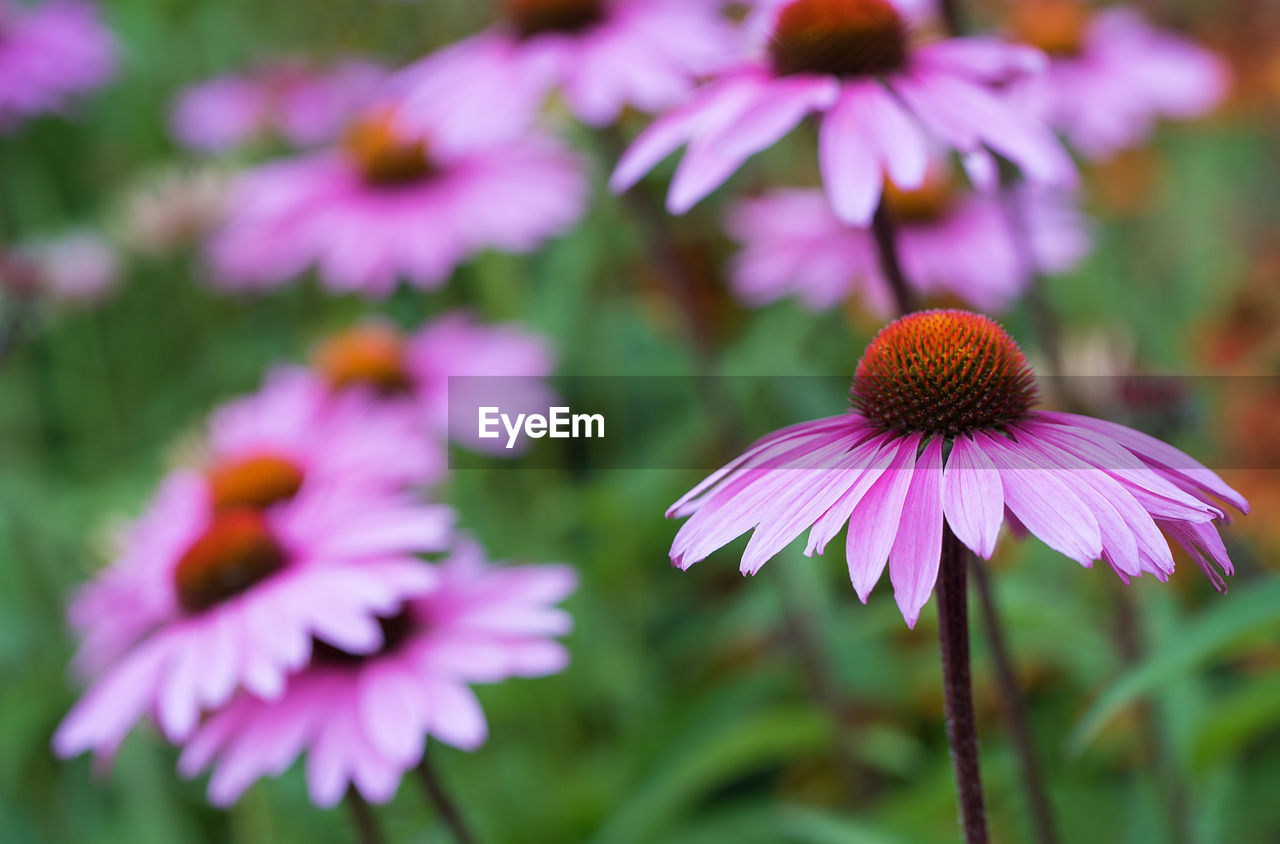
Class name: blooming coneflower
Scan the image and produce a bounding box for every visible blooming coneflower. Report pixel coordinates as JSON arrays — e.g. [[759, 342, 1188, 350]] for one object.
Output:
[[177, 539, 576, 808], [725, 170, 1089, 314], [1006, 0, 1229, 159], [611, 0, 1073, 225], [312, 312, 556, 454], [170, 60, 386, 153], [0, 0, 115, 128], [54, 482, 455, 758], [396, 0, 736, 132], [668, 310, 1246, 627], [63, 370, 446, 681], [208, 108, 586, 295]]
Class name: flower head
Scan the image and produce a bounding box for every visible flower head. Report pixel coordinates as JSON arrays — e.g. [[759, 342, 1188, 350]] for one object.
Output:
[[612, 0, 1074, 225], [171, 60, 386, 152], [208, 107, 586, 295], [1007, 1, 1229, 159], [312, 312, 557, 454], [176, 539, 576, 807], [668, 310, 1247, 627], [726, 170, 1089, 314], [394, 0, 736, 131], [0, 0, 115, 129]]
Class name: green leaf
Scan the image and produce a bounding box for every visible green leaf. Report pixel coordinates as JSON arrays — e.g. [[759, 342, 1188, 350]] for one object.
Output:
[[1068, 579, 1280, 753]]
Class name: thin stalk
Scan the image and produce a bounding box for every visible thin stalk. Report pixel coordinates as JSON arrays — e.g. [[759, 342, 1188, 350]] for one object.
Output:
[[937, 527, 990, 844], [870, 202, 919, 315], [970, 557, 1059, 844], [416, 754, 479, 844], [344, 788, 384, 844]]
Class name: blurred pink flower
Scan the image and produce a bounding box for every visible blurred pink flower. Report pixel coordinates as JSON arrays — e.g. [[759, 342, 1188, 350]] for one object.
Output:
[[667, 310, 1246, 627], [64, 369, 446, 679], [53, 484, 454, 758], [726, 178, 1089, 314], [0, 0, 115, 128], [394, 0, 737, 132], [312, 312, 557, 454], [1007, 2, 1229, 159], [7, 231, 120, 304], [171, 60, 386, 152], [208, 109, 587, 295], [177, 538, 576, 807], [612, 0, 1074, 225]]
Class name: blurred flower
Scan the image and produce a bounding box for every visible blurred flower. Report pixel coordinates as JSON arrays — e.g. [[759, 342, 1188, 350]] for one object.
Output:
[[8, 231, 119, 304], [394, 0, 736, 132], [170, 60, 386, 152], [57, 373, 448, 737], [726, 168, 1089, 314], [176, 538, 576, 807], [313, 312, 557, 454], [667, 310, 1246, 627], [54, 483, 453, 760], [0, 0, 115, 129], [117, 165, 232, 255], [207, 108, 587, 295], [1006, 0, 1229, 159], [611, 0, 1073, 225]]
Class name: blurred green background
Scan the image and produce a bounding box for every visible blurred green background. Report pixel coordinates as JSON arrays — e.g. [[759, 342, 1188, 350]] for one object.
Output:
[[2, 1, 1280, 842]]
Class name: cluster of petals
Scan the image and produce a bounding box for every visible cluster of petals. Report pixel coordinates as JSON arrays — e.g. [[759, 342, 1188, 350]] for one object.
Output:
[[393, 0, 738, 131], [55, 371, 453, 759], [726, 183, 1089, 314], [178, 539, 577, 807], [206, 103, 587, 296], [0, 0, 115, 128], [669, 312, 1247, 629], [170, 60, 387, 152], [611, 0, 1075, 225], [1010, 5, 1229, 159]]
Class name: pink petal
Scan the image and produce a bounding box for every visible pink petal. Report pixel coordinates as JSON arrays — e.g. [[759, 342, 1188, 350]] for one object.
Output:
[[846, 433, 922, 601], [888, 437, 945, 628], [943, 434, 1004, 559], [819, 83, 883, 225]]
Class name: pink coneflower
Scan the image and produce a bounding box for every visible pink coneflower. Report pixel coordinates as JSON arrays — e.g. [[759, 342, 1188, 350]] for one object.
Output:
[[726, 171, 1089, 314], [177, 539, 576, 807], [311, 313, 557, 454], [395, 0, 736, 132], [668, 310, 1246, 627], [611, 0, 1074, 225], [208, 108, 587, 295], [170, 60, 386, 153], [65, 369, 445, 678], [54, 482, 455, 758], [0, 0, 115, 128], [1006, 0, 1229, 159]]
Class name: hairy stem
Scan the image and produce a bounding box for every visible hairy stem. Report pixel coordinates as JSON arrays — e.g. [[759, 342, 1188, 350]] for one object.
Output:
[[938, 527, 990, 844]]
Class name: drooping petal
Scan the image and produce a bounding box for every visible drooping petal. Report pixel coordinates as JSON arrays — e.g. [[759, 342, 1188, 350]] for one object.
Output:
[[889, 437, 945, 628], [943, 433, 1004, 559], [819, 83, 884, 225], [845, 433, 922, 601]]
